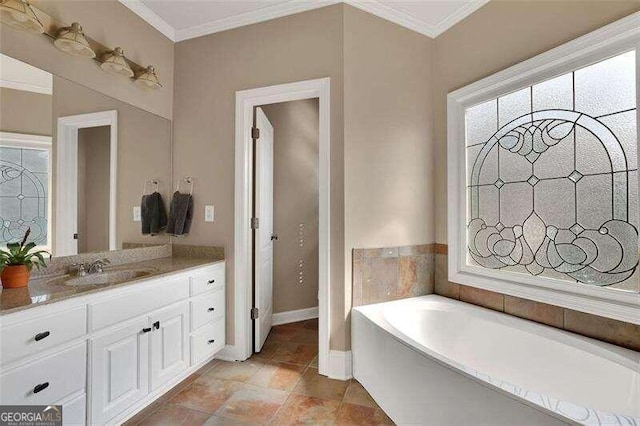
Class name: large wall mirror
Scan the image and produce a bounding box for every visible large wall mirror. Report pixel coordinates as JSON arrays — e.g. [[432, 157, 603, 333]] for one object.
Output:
[[0, 53, 172, 257]]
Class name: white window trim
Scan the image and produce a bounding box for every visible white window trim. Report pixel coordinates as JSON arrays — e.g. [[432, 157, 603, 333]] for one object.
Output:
[[0, 132, 53, 252], [447, 12, 640, 325]]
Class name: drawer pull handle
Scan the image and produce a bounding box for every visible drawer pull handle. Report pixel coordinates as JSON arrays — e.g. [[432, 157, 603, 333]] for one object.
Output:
[[207, 307, 215, 312], [208, 279, 216, 284], [34, 331, 50, 341], [208, 339, 215, 344], [33, 382, 49, 394], [141, 327, 152, 333], [153, 321, 160, 330]]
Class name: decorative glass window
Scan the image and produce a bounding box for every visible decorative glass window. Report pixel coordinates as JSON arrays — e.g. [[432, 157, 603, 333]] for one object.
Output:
[[466, 51, 638, 293], [0, 133, 52, 249], [448, 14, 639, 324]]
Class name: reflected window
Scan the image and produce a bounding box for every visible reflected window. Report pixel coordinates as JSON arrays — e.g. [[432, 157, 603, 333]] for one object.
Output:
[[465, 51, 638, 292], [0, 134, 51, 249]]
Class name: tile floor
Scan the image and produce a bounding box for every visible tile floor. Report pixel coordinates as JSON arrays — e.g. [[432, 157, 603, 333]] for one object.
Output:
[[130, 319, 394, 425]]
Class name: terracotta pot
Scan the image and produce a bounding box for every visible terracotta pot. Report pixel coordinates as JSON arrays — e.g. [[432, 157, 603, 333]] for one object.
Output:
[[1, 265, 31, 288]]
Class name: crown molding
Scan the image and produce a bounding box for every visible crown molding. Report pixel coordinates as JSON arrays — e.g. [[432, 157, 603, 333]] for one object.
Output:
[[118, 0, 176, 41], [175, 0, 340, 42], [120, 0, 490, 43], [431, 0, 490, 37], [344, 0, 435, 37]]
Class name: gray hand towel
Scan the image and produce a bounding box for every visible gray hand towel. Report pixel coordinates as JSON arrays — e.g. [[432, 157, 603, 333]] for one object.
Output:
[[167, 191, 194, 236], [141, 192, 167, 235]]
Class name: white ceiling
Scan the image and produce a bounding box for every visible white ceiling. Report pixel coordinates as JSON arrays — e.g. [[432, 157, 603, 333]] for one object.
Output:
[[119, 0, 489, 42]]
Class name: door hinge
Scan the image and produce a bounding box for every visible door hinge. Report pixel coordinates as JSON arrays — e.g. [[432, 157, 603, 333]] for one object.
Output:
[[252, 127, 260, 139], [251, 307, 259, 319], [251, 217, 259, 229]]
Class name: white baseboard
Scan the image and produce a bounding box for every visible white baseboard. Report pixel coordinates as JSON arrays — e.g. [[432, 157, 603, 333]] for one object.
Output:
[[272, 306, 319, 326], [328, 350, 352, 380]]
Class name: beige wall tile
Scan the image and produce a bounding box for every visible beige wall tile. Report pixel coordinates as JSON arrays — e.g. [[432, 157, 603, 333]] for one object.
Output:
[[459, 285, 504, 312], [564, 309, 640, 352], [504, 296, 564, 328]]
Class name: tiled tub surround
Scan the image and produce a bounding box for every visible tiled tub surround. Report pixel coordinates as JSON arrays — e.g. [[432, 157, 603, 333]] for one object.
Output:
[[352, 244, 436, 307], [0, 244, 224, 314], [352, 296, 640, 425], [434, 249, 640, 352]]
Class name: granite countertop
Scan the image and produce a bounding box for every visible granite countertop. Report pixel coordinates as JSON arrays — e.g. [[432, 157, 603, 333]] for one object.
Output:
[[0, 255, 224, 315]]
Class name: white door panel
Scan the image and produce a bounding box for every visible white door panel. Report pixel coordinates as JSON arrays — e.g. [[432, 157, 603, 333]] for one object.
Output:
[[254, 107, 274, 352], [150, 301, 189, 390]]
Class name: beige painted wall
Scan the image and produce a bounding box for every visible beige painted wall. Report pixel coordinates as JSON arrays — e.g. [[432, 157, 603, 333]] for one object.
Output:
[[173, 4, 345, 348], [432, 0, 640, 244], [261, 99, 320, 314], [343, 6, 434, 344], [77, 126, 111, 253], [53, 76, 172, 251], [0, 0, 174, 119], [0, 88, 52, 136]]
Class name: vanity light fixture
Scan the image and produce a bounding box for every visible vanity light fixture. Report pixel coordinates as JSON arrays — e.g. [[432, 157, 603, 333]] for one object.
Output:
[[54, 22, 95, 58], [0, 0, 44, 33], [135, 65, 162, 89], [100, 47, 133, 78]]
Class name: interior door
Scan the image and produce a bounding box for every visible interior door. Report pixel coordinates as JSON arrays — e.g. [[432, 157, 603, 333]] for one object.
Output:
[[150, 301, 189, 390], [254, 107, 274, 352]]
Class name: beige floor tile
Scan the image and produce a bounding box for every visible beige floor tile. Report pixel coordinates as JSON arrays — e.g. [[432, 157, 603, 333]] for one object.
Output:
[[248, 361, 307, 391], [343, 381, 376, 408], [137, 403, 210, 426], [271, 394, 340, 425], [271, 343, 318, 366], [171, 378, 243, 414], [292, 368, 349, 401], [205, 360, 263, 382], [335, 403, 394, 425], [215, 384, 288, 425]]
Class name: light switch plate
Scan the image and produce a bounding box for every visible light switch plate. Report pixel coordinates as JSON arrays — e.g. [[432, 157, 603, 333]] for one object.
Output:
[[205, 205, 215, 222], [133, 206, 141, 222]]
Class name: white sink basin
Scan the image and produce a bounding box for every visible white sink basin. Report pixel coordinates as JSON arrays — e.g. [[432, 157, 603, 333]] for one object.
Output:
[[62, 270, 153, 286]]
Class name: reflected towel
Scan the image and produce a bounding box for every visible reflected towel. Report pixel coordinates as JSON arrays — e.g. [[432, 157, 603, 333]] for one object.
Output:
[[141, 192, 167, 235], [167, 191, 193, 236]]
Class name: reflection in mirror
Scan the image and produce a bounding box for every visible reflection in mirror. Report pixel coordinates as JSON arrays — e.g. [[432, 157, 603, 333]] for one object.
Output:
[[0, 53, 172, 257]]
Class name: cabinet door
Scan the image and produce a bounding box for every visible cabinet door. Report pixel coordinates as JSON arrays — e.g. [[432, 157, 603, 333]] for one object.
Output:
[[150, 301, 189, 390], [90, 318, 150, 424]]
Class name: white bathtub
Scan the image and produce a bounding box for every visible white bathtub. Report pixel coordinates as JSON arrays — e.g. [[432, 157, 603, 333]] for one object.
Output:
[[352, 295, 640, 426]]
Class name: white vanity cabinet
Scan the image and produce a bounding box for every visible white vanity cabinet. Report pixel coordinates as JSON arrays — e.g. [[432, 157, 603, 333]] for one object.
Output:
[[0, 260, 226, 426]]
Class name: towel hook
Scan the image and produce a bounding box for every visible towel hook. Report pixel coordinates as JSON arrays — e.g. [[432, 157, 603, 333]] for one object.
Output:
[[143, 179, 159, 195], [176, 177, 194, 195]]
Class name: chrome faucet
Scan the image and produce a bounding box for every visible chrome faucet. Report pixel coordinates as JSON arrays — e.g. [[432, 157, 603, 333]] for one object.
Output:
[[87, 259, 110, 274]]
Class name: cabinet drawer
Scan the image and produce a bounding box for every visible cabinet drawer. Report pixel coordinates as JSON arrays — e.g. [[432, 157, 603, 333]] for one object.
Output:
[[0, 343, 86, 406], [190, 320, 224, 365], [0, 306, 86, 365], [90, 276, 189, 331], [190, 287, 225, 331], [190, 263, 225, 296]]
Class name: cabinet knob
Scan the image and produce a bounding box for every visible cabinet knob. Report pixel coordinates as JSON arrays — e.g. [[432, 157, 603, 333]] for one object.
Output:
[[33, 382, 49, 394], [208, 279, 216, 284], [141, 327, 152, 333], [207, 307, 215, 312], [153, 321, 160, 330], [34, 331, 50, 341], [208, 339, 215, 344]]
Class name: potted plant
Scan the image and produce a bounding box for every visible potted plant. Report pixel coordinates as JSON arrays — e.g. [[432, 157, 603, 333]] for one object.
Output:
[[0, 228, 51, 288]]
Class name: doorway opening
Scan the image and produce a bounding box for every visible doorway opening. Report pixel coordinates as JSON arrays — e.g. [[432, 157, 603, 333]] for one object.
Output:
[[56, 110, 117, 256], [252, 99, 320, 354], [233, 78, 330, 376]]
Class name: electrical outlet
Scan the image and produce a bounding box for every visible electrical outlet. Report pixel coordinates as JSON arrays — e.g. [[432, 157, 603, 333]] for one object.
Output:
[[133, 206, 141, 222], [205, 205, 215, 222]]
